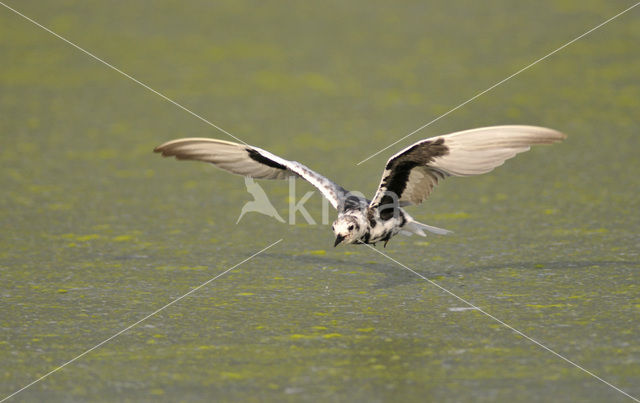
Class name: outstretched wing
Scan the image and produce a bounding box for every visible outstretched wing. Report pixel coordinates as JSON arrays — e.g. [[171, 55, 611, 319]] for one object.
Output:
[[370, 125, 566, 208], [154, 138, 348, 209]]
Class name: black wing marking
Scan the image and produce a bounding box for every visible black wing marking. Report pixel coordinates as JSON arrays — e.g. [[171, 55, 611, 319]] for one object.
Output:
[[370, 137, 449, 213]]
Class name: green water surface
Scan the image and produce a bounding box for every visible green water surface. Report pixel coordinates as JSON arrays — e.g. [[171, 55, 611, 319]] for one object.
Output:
[[1, 1, 639, 402]]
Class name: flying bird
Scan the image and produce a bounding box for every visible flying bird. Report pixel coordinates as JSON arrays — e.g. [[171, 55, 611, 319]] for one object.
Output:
[[154, 125, 565, 247]]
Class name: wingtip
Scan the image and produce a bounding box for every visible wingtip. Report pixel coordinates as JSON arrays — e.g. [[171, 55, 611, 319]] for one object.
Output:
[[520, 126, 567, 143], [540, 126, 567, 142], [153, 142, 171, 155], [546, 127, 567, 141], [153, 137, 241, 156], [153, 148, 172, 158], [519, 126, 568, 144]]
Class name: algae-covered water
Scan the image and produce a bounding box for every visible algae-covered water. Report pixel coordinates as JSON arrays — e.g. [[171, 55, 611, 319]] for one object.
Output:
[[1, 1, 639, 401]]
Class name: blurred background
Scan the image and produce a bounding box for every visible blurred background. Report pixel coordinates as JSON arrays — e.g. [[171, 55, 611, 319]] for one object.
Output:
[[1, 0, 638, 401]]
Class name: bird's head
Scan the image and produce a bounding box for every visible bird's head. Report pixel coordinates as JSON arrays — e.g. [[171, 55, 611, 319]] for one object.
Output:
[[332, 214, 366, 247]]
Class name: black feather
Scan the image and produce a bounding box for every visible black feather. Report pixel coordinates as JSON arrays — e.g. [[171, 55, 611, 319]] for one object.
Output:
[[246, 148, 288, 170]]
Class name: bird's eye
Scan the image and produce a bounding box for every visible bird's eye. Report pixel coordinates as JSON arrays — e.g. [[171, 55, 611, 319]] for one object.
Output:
[[348, 225, 354, 231]]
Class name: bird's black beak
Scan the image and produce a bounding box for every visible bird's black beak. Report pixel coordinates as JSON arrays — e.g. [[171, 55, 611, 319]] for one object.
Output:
[[334, 235, 345, 247]]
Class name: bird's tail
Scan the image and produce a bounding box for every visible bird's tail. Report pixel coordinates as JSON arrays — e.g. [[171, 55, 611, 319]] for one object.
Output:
[[401, 219, 452, 237]]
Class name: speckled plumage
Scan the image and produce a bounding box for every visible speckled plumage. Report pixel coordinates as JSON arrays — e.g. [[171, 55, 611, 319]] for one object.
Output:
[[154, 125, 566, 247]]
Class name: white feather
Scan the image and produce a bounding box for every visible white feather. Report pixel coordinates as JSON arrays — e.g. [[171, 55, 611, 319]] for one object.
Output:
[[371, 125, 565, 206], [431, 125, 564, 176], [154, 138, 346, 209]]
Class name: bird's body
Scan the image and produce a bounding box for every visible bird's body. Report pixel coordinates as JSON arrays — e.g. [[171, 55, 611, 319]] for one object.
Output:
[[154, 125, 566, 247], [331, 194, 445, 247]]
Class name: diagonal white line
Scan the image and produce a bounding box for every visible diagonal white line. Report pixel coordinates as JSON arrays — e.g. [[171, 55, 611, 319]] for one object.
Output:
[[356, 1, 640, 165], [0, 1, 247, 145], [364, 243, 640, 402], [0, 239, 282, 403]]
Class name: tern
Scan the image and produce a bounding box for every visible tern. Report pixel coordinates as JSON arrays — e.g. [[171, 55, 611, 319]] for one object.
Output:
[[154, 125, 565, 247]]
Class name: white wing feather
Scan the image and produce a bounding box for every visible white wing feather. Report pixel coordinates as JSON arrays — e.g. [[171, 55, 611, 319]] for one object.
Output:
[[154, 138, 347, 209], [430, 125, 565, 175], [371, 125, 566, 207]]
